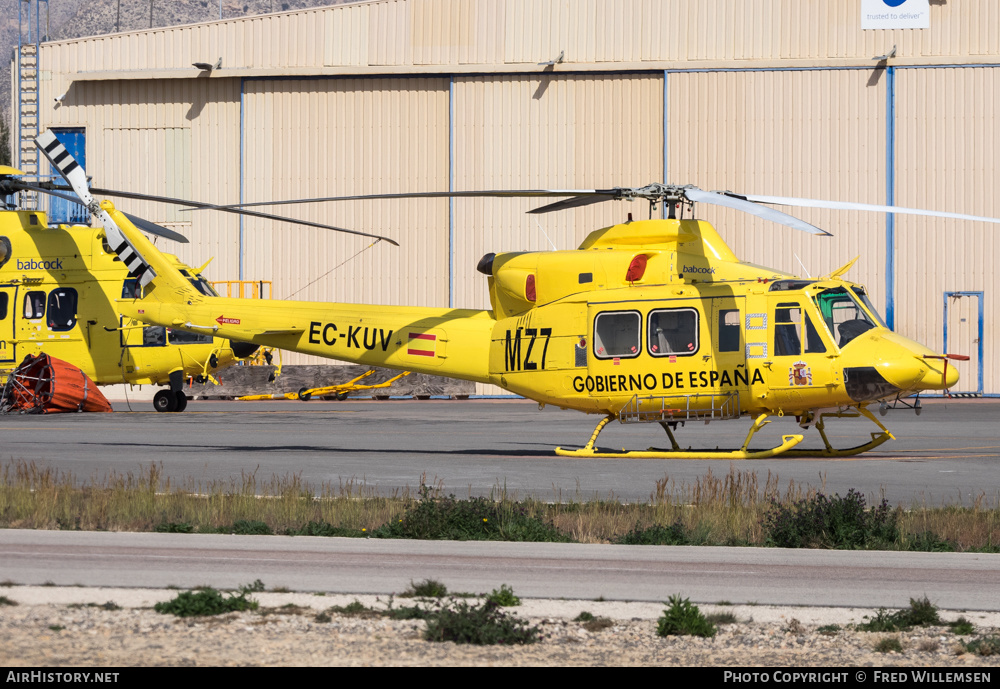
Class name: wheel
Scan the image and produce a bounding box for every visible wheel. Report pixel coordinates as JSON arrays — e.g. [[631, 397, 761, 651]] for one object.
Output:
[[297, 387, 312, 401], [336, 392, 349, 401], [173, 391, 188, 413], [153, 389, 178, 413]]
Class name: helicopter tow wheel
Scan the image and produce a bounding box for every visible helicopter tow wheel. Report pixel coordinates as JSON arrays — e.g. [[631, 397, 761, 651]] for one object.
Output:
[[336, 392, 349, 401], [297, 388, 312, 401], [173, 391, 188, 413], [153, 389, 178, 413]]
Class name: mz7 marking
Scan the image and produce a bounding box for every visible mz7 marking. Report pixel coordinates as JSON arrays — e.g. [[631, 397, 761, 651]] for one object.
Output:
[[504, 327, 552, 372]]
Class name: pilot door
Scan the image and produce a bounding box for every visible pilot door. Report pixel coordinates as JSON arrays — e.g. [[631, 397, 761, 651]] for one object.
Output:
[[761, 295, 834, 411]]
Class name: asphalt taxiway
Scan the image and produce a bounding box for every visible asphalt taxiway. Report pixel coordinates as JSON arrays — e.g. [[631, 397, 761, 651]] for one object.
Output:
[[4, 397, 999, 505]]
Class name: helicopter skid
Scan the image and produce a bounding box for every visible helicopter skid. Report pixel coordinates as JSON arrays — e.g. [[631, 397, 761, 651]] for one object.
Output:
[[555, 434, 804, 459], [554, 406, 895, 459], [554, 412, 807, 459], [774, 432, 892, 458]]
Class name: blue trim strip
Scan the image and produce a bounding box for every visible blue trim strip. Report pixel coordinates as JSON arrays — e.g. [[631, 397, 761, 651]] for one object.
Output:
[[980, 292, 985, 393], [239, 78, 246, 281], [885, 65, 896, 330], [662, 70, 668, 217], [448, 76, 455, 309]]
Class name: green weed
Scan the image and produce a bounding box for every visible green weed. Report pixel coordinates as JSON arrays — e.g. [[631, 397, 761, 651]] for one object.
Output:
[[154, 585, 259, 617], [0, 596, 17, 606], [657, 595, 717, 638], [154, 521, 194, 533], [401, 579, 448, 598], [614, 520, 690, 545], [949, 617, 975, 635], [228, 520, 272, 535], [817, 624, 840, 636], [764, 489, 899, 549], [326, 599, 381, 618], [856, 596, 941, 632], [423, 598, 541, 645], [283, 521, 362, 537], [875, 637, 904, 653], [904, 530, 957, 552], [574, 611, 595, 622], [961, 636, 1000, 656], [486, 584, 521, 607], [371, 485, 570, 542]]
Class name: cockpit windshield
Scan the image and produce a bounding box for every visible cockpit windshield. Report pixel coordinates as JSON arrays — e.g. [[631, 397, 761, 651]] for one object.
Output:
[[851, 287, 888, 329], [813, 287, 877, 347]]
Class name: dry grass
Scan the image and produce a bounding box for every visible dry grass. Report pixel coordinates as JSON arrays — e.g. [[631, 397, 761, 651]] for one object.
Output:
[[1, 460, 998, 549], [0, 460, 410, 534]]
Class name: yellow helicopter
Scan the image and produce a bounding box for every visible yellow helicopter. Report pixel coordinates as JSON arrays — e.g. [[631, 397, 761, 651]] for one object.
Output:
[[0, 133, 395, 413], [35, 131, 998, 456]]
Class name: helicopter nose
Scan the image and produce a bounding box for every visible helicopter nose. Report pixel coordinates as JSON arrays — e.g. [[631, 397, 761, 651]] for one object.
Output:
[[917, 354, 961, 390], [840, 331, 958, 400]]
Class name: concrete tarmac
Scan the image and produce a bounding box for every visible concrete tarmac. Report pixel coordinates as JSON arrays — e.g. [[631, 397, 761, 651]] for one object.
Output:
[[4, 397, 999, 505]]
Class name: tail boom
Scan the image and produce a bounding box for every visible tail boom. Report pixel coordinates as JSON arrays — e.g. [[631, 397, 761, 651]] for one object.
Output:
[[120, 297, 495, 383]]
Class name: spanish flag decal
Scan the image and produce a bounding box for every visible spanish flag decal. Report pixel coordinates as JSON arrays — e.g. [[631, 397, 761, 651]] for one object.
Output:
[[407, 332, 436, 357]]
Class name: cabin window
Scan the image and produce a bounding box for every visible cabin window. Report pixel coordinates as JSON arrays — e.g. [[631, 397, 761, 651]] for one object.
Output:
[[23, 291, 45, 319], [168, 328, 213, 345], [647, 308, 699, 356], [0, 293, 8, 320], [143, 326, 167, 346], [593, 311, 641, 359], [774, 302, 826, 356], [47, 288, 78, 332], [718, 309, 740, 352], [121, 279, 142, 299]]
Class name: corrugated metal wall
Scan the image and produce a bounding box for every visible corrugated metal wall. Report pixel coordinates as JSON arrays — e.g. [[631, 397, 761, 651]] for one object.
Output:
[[667, 68, 888, 313], [37, 0, 1000, 76], [30, 0, 1000, 392], [242, 77, 450, 366], [895, 66, 1000, 393]]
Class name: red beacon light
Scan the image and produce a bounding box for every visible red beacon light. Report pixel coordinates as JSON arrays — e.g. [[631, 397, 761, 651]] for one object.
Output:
[[525, 274, 536, 301], [625, 254, 647, 283]]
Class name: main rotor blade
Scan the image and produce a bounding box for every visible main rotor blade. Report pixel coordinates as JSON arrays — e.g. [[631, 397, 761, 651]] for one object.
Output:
[[82, 186, 398, 246], [1, 180, 189, 244], [728, 193, 1000, 225], [686, 188, 833, 236], [183, 189, 606, 211], [527, 194, 619, 214], [122, 213, 189, 244]]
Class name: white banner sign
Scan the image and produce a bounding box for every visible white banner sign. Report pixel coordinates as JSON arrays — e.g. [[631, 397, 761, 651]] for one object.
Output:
[[861, 0, 930, 30]]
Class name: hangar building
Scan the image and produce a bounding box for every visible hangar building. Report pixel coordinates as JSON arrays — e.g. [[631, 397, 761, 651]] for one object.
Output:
[[13, 0, 1000, 394]]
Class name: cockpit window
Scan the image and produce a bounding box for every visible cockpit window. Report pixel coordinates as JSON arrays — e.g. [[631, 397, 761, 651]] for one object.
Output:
[[851, 287, 888, 329], [814, 287, 876, 347], [189, 276, 219, 297], [167, 328, 213, 345], [773, 302, 826, 356]]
